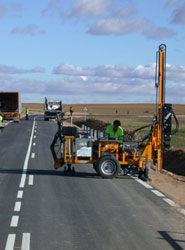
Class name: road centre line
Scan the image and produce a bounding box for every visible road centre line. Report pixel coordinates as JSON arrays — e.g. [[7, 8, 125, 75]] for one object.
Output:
[[14, 202, 21, 212], [33, 142, 36, 146], [17, 190, 23, 199], [10, 216, 19, 227], [28, 175, 34, 185], [34, 135, 36, 138], [21, 233, 30, 250], [5, 234, 16, 250], [19, 118, 36, 188]]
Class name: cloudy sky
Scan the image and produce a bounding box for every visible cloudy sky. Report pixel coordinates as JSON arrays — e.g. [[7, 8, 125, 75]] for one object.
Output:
[[0, 0, 185, 104]]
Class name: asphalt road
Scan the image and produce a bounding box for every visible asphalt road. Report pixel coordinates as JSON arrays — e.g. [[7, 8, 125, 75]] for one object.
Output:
[[0, 115, 184, 250]]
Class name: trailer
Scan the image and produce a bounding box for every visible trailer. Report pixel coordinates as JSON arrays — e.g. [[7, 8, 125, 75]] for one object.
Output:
[[50, 44, 179, 180], [0, 92, 21, 122]]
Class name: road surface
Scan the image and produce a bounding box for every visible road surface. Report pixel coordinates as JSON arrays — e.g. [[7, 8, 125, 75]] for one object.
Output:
[[0, 115, 184, 250]]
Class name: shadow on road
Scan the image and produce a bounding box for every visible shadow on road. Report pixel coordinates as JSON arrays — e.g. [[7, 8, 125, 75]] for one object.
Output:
[[0, 168, 133, 180], [158, 231, 185, 250]]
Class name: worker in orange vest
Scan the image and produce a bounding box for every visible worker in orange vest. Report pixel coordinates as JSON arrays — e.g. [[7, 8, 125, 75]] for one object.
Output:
[[70, 106, 74, 115]]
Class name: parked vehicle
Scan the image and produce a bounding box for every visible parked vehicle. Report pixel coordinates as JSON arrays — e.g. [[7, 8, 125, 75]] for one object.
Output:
[[0, 92, 21, 122]]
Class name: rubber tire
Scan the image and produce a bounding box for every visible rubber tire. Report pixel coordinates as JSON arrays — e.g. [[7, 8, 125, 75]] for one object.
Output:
[[96, 155, 120, 179]]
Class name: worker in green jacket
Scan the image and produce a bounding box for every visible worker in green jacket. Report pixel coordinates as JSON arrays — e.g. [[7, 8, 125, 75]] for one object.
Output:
[[105, 120, 124, 143], [25, 108, 30, 120], [0, 115, 3, 124]]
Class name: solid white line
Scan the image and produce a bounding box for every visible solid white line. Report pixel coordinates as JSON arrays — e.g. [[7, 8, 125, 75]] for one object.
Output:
[[17, 190, 23, 199], [21, 233, 30, 250], [135, 179, 153, 189], [33, 142, 36, 146], [5, 234, 16, 250], [28, 175, 34, 185], [19, 173, 27, 189], [163, 198, 175, 207], [19, 118, 36, 188], [14, 202, 22, 212], [10, 216, 19, 227], [31, 153, 35, 159], [151, 190, 165, 197]]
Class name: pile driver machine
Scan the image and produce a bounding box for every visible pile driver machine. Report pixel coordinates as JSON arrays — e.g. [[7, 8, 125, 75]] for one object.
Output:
[[50, 44, 179, 180]]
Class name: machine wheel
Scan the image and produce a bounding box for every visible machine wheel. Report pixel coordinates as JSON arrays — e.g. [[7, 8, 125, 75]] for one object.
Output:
[[96, 155, 120, 179]]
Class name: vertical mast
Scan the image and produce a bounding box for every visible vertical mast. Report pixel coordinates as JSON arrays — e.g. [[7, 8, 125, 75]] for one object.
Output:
[[157, 44, 166, 171]]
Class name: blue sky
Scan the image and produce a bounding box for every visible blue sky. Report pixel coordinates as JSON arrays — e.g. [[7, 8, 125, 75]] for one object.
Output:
[[0, 0, 185, 104]]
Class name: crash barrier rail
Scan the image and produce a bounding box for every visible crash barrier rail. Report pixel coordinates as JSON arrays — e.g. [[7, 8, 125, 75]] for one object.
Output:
[[81, 124, 104, 139]]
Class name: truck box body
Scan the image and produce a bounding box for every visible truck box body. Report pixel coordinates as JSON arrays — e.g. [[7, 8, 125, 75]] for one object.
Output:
[[0, 92, 21, 120]]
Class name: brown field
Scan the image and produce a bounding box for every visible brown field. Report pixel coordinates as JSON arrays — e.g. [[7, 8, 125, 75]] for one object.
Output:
[[22, 103, 185, 150], [22, 103, 185, 115]]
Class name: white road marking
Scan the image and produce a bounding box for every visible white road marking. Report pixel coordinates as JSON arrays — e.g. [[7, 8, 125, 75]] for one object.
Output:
[[151, 190, 165, 197], [14, 202, 21, 212], [21, 233, 30, 250], [34, 135, 36, 138], [5, 234, 16, 250], [31, 153, 35, 159], [135, 179, 153, 189], [34, 130, 37, 133], [17, 190, 23, 199], [163, 198, 175, 207], [19, 118, 36, 188], [33, 142, 36, 146], [10, 216, 19, 227], [19, 173, 27, 189], [28, 175, 34, 185]]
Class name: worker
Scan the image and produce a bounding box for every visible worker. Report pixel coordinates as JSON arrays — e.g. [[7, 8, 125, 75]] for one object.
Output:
[[105, 120, 124, 143], [0, 114, 3, 124], [70, 106, 74, 115], [25, 107, 30, 120]]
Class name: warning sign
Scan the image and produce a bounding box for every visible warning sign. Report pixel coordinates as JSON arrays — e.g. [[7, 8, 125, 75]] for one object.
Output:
[[82, 106, 88, 112]]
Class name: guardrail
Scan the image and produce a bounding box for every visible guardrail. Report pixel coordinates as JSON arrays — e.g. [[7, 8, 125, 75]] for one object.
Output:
[[81, 124, 104, 139]]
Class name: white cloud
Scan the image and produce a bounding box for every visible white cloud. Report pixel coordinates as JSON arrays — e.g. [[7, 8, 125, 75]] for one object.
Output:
[[0, 64, 45, 74], [71, 0, 114, 17], [1, 62, 184, 104], [11, 24, 46, 36], [165, 0, 180, 8], [171, 2, 185, 25], [142, 25, 176, 40], [88, 17, 147, 35], [0, 3, 6, 19]]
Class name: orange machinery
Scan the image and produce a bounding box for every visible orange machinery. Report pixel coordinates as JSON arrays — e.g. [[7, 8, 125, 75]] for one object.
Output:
[[50, 44, 179, 180]]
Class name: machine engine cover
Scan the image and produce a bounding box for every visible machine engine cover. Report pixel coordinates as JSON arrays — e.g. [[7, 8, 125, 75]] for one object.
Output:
[[75, 138, 93, 157], [122, 142, 138, 151]]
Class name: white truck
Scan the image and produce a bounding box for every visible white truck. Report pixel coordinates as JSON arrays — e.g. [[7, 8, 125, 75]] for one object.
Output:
[[44, 97, 63, 121]]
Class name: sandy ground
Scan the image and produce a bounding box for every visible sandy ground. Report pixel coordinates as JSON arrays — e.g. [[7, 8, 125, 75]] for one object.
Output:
[[150, 169, 185, 208]]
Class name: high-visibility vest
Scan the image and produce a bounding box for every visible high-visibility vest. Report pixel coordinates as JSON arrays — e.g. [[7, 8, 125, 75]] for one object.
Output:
[[0, 115, 3, 123]]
